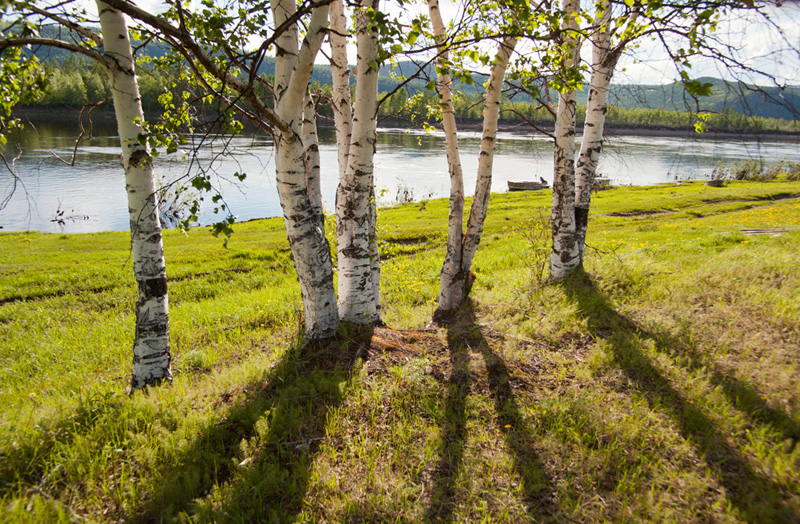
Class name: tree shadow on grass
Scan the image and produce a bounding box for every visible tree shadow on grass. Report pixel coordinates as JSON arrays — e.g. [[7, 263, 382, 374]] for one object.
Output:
[[424, 318, 470, 522], [562, 270, 800, 524], [646, 323, 800, 443], [426, 302, 556, 522], [136, 324, 373, 523]]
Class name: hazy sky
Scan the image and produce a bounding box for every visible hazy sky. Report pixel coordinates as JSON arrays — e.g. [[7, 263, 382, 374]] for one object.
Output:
[[612, 2, 800, 85], [84, 0, 800, 86]]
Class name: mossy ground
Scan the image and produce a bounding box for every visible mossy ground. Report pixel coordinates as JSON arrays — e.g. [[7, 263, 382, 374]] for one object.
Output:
[[1, 180, 799, 523]]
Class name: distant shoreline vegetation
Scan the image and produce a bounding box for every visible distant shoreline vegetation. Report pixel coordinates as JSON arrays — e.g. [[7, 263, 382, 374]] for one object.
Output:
[[18, 55, 800, 136]]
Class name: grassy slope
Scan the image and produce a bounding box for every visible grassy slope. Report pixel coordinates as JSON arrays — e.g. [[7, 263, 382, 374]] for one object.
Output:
[[1, 181, 799, 523]]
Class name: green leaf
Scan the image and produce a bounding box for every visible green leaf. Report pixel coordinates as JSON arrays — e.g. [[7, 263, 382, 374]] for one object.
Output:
[[684, 80, 713, 97]]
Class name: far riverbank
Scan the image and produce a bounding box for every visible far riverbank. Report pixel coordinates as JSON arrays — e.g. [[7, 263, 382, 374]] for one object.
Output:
[[420, 119, 800, 142], [11, 107, 800, 142]]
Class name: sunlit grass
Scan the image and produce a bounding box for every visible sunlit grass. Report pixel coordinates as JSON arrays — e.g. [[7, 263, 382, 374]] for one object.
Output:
[[1, 179, 799, 522]]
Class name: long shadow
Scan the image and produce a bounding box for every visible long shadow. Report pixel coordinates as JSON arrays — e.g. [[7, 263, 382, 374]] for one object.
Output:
[[424, 319, 471, 522], [136, 324, 372, 522], [563, 271, 800, 524], [430, 302, 556, 521], [646, 322, 800, 443]]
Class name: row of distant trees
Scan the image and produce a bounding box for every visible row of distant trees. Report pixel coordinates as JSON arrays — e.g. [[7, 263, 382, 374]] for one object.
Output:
[[381, 89, 800, 134], [21, 55, 172, 111], [23, 56, 800, 135]]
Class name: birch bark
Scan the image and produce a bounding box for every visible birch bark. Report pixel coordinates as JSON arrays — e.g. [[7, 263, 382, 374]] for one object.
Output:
[[95, 0, 171, 389], [575, 0, 617, 261], [549, 0, 582, 280], [329, 0, 353, 179], [461, 37, 517, 279], [302, 89, 324, 226], [271, 0, 338, 338], [335, 0, 381, 323], [428, 0, 465, 317], [429, 0, 517, 319]]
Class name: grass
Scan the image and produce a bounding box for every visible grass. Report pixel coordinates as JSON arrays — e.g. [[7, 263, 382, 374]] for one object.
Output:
[[1, 179, 799, 522]]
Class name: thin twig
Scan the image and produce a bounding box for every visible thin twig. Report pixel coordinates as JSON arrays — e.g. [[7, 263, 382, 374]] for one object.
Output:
[[50, 97, 112, 166]]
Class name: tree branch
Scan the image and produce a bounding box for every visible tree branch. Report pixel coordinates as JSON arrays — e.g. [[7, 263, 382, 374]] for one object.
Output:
[[0, 37, 104, 64], [101, 0, 289, 133], [15, 3, 104, 46]]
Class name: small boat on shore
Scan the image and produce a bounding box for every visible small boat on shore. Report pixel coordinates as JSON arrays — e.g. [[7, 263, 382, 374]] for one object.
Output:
[[508, 181, 549, 192]]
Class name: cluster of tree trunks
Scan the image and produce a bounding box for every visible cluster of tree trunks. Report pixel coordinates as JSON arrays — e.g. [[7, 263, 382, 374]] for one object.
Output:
[[1, 0, 762, 392], [427, 0, 518, 321], [0, 0, 641, 387]]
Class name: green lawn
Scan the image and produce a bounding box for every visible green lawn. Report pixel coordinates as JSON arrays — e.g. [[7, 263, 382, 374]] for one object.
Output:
[[1, 180, 799, 522]]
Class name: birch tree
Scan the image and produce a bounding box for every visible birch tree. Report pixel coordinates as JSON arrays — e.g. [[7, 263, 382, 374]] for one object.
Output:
[[81, 0, 342, 338], [96, 0, 172, 388], [0, 2, 172, 389], [330, 0, 383, 324], [269, 0, 339, 337], [548, 0, 583, 280], [574, 0, 617, 262], [547, 0, 762, 277], [427, 0, 518, 320]]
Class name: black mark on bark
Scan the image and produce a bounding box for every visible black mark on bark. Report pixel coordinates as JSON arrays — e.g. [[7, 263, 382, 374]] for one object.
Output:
[[142, 276, 168, 298], [575, 206, 589, 231]]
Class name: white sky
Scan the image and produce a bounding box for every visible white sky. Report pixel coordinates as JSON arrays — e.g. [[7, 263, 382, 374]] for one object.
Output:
[[612, 2, 800, 85]]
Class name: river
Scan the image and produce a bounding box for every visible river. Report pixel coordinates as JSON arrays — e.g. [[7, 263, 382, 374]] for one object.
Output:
[[1, 120, 798, 233]]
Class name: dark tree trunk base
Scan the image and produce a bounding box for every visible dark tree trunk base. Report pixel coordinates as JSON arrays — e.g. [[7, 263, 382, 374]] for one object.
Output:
[[433, 271, 477, 325], [129, 372, 172, 394]]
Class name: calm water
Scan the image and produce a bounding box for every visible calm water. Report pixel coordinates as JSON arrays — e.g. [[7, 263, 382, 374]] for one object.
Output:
[[1, 121, 799, 233]]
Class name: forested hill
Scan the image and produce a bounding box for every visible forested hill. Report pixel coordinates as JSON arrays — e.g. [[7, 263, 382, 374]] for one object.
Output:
[[21, 25, 800, 121], [604, 78, 800, 121]]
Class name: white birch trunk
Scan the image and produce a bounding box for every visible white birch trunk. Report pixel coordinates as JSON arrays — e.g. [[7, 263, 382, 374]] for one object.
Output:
[[428, 0, 465, 318], [271, 1, 339, 338], [329, 0, 353, 180], [430, 15, 517, 318], [96, 0, 171, 389], [575, 0, 615, 262], [458, 38, 518, 284], [549, 0, 582, 280], [335, 0, 381, 323], [427, 0, 517, 318], [302, 89, 324, 225], [330, 0, 380, 317]]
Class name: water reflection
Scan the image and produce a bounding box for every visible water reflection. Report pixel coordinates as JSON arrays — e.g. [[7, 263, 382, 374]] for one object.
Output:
[[1, 120, 798, 233]]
